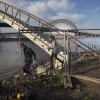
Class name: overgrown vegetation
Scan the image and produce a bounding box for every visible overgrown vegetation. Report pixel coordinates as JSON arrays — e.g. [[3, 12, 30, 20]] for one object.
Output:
[[0, 75, 100, 100], [23, 75, 64, 89], [84, 94, 96, 100]]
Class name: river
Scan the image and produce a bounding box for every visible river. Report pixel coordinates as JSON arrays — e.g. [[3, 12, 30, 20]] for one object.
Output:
[[0, 38, 49, 80]]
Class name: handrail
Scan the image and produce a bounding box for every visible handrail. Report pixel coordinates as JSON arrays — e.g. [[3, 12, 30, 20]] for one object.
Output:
[[0, 1, 79, 32], [0, 1, 55, 29]]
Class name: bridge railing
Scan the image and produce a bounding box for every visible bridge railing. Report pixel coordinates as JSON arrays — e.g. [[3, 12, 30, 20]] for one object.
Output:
[[0, 1, 56, 29], [0, 1, 78, 49], [0, 1, 77, 42], [0, 1, 68, 49]]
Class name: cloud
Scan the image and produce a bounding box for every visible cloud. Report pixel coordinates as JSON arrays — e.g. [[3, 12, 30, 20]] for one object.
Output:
[[49, 12, 85, 22], [0, 0, 31, 10], [91, 7, 100, 14], [0, 0, 85, 28], [26, 1, 51, 20], [47, 0, 76, 12]]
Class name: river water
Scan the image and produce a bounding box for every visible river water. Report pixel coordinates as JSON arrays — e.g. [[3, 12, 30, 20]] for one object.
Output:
[[0, 39, 49, 80]]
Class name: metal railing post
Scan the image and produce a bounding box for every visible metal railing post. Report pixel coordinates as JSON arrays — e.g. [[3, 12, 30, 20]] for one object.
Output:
[[64, 29, 73, 88], [67, 29, 69, 75], [64, 30, 67, 77], [64, 30, 67, 87], [19, 28, 24, 80]]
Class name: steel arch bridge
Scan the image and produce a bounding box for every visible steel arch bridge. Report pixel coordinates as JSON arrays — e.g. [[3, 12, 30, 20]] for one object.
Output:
[[48, 19, 77, 30]]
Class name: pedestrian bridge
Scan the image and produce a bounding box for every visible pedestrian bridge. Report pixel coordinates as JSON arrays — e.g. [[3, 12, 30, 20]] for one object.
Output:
[[0, 1, 78, 67]]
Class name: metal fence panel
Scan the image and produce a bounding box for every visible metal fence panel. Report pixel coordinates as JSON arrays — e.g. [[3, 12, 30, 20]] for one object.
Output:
[[69, 29, 100, 79]]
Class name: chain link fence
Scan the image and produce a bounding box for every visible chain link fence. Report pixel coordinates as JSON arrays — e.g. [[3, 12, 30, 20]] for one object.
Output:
[[68, 29, 100, 79], [0, 33, 22, 80], [0, 32, 50, 80], [0, 29, 100, 84]]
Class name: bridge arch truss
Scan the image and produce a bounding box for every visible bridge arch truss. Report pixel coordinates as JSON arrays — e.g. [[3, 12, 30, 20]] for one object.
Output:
[[48, 19, 77, 30]]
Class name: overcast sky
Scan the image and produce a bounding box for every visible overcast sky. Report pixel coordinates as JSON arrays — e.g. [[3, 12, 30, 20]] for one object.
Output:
[[0, 0, 100, 32]]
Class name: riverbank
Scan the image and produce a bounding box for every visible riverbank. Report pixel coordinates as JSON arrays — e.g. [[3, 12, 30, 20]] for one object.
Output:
[[0, 75, 100, 100], [25, 77, 100, 100]]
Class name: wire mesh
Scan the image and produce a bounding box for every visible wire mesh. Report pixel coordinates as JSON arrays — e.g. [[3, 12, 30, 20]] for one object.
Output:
[[0, 33, 22, 80], [1, 29, 100, 81], [1, 29, 100, 100], [69, 29, 100, 79], [0, 0, 100, 83], [0, 32, 51, 80]]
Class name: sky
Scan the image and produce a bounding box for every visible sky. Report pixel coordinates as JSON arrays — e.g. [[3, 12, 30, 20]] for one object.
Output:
[[0, 0, 100, 32]]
